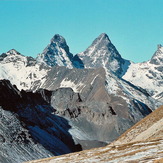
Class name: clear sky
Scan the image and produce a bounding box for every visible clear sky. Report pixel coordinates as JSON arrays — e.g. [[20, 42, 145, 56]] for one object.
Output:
[[0, 0, 162, 63]]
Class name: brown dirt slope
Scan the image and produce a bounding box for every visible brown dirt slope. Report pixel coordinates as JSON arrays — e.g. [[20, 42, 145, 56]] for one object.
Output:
[[112, 105, 163, 145], [25, 138, 163, 163]]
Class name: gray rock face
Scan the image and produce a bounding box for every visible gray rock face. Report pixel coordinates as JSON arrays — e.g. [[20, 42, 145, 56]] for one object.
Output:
[[35, 66, 154, 146], [77, 33, 131, 77]]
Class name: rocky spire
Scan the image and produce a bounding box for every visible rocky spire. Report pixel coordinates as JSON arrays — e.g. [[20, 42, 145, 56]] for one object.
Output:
[[77, 33, 130, 77], [150, 44, 163, 65], [36, 34, 74, 68]]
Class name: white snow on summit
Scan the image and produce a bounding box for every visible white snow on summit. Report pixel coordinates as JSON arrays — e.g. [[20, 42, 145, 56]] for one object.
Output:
[[0, 49, 50, 90]]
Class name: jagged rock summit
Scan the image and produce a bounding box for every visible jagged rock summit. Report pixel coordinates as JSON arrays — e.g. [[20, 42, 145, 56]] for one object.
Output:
[[77, 33, 131, 77], [150, 44, 163, 65], [36, 34, 84, 68]]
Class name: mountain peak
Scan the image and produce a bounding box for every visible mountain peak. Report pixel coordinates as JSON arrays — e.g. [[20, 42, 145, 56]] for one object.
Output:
[[91, 33, 111, 47], [36, 34, 74, 68], [50, 34, 66, 44], [77, 33, 130, 77], [6, 49, 21, 55], [150, 44, 163, 65], [97, 33, 110, 41], [157, 44, 163, 52]]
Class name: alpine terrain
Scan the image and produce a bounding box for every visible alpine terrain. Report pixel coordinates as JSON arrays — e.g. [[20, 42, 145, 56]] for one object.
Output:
[[0, 33, 162, 163], [25, 106, 163, 163]]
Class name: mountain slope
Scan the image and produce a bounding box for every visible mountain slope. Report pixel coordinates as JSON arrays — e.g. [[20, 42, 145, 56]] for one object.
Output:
[[25, 138, 163, 163], [76, 33, 163, 102], [123, 45, 163, 101], [30, 66, 156, 148], [112, 105, 163, 145]]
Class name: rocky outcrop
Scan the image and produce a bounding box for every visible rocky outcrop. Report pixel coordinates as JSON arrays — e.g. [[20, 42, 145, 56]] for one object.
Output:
[[25, 107, 163, 163], [34, 66, 154, 147]]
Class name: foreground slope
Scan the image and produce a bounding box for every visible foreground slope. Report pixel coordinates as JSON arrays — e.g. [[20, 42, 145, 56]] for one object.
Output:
[[26, 139, 163, 163], [112, 105, 163, 145], [26, 106, 163, 163]]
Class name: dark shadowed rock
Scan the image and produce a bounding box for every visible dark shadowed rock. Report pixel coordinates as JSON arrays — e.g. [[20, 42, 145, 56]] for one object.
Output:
[[0, 80, 82, 163]]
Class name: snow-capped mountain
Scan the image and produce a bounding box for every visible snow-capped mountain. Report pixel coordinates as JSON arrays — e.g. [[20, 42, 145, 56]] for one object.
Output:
[[76, 33, 163, 102], [0, 49, 50, 90], [123, 45, 163, 101], [0, 33, 162, 163], [76, 33, 131, 77], [37, 34, 84, 68]]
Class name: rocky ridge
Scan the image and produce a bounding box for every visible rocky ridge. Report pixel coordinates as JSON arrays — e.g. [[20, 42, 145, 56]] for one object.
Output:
[[0, 49, 50, 90]]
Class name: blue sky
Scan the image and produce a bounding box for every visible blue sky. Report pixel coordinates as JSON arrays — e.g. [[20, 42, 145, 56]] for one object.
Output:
[[0, 0, 162, 62]]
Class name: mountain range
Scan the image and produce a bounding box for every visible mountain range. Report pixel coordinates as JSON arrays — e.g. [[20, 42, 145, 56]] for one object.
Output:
[[0, 33, 162, 163]]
